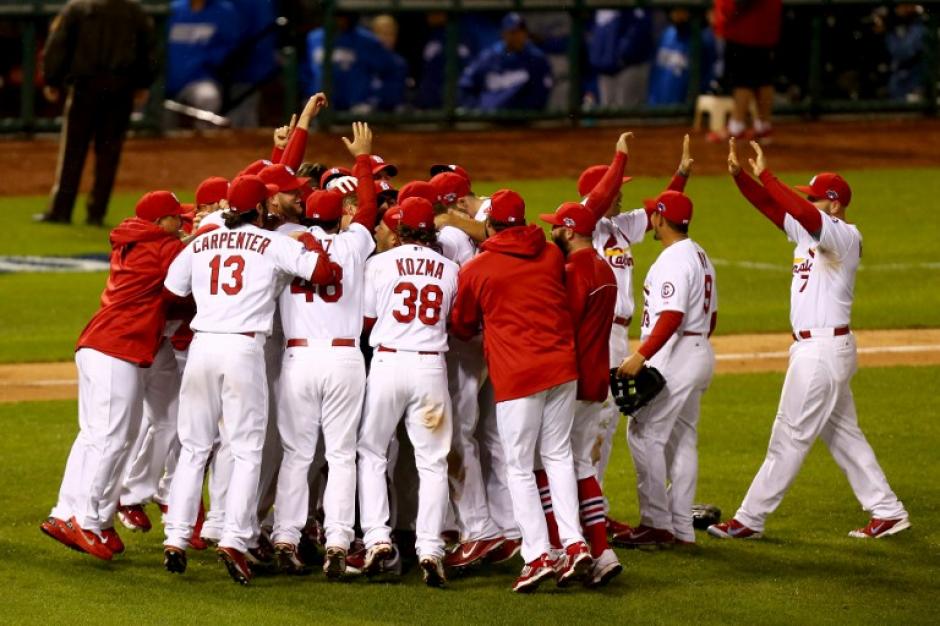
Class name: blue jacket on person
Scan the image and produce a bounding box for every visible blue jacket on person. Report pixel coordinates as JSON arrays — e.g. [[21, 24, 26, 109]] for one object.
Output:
[[415, 27, 475, 109], [166, 0, 240, 97], [647, 25, 720, 105], [304, 25, 404, 111], [226, 0, 278, 86], [588, 9, 654, 76], [459, 41, 553, 111]]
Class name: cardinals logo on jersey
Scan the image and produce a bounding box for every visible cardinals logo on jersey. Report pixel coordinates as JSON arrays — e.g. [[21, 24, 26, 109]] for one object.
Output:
[[603, 235, 633, 269]]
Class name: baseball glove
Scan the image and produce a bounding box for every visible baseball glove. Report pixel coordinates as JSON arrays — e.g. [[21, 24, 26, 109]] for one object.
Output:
[[609, 366, 666, 415], [691, 504, 722, 530]]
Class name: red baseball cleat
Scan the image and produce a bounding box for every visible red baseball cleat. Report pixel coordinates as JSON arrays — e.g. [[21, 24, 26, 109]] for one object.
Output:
[[486, 537, 522, 564], [40, 516, 80, 551], [117, 504, 152, 532], [613, 524, 675, 549], [555, 541, 593, 587], [218, 546, 252, 585], [65, 517, 113, 561], [707, 519, 762, 540], [101, 527, 125, 554], [512, 553, 556, 593], [848, 516, 911, 539], [444, 536, 506, 570], [606, 516, 633, 538]]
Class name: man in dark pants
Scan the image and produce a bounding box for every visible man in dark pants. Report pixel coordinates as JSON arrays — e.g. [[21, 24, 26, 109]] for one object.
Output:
[[37, 0, 158, 226]]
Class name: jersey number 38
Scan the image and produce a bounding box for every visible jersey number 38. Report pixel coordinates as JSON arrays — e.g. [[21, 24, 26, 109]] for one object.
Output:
[[393, 281, 443, 325]]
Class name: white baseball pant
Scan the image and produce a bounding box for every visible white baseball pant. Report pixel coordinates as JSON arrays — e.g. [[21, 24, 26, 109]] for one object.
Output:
[[200, 427, 232, 542], [120, 340, 182, 507], [273, 341, 365, 549], [477, 378, 520, 540], [596, 322, 630, 485], [628, 335, 714, 542], [50, 348, 144, 534], [445, 337, 502, 542], [735, 334, 906, 531], [358, 351, 452, 559], [571, 400, 605, 480], [254, 329, 284, 537], [164, 332, 267, 553], [496, 380, 584, 563]]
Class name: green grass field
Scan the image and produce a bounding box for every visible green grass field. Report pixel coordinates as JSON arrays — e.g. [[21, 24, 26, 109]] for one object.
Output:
[[2, 167, 939, 363], [2, 366, 936, 624]]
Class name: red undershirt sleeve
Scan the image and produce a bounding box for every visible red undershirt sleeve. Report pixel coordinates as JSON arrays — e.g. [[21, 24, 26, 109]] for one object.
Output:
[[709, 310, 718, 338], [666, 171, 688, 193], [351, 154, 378, 229], [733, 171, 786, 230], [637, 310, 684, 360], [583, 151, 627, 221], [280, 128, 309, 171], [759, 169, 822, 235]]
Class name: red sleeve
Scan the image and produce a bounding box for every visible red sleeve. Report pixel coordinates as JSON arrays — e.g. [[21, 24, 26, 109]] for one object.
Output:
[[449, 268, 482, 340], [162, 286, 187, 303], [708, 310, 718, 338], [280, 128, 309, 171], [666, 171, 688, 193], [583, 151, 627, 220], [271, 145, 284, 163], [636, 310, 684, 360], [351, 154, 378, 229], [565, 263, 588, 328], [758, 169, 822, 235], [734, 171, 786, 230]]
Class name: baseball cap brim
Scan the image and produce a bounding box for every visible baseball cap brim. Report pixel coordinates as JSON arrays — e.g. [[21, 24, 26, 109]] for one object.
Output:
[[539, 213, 565, 227], [794, 185, 814, 196], [373, 163, 398, 176], [264, 183, 279, 197]]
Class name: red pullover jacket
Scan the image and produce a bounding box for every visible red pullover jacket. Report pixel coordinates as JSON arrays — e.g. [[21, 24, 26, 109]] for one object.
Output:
[[565, 247, 617, 402], [76, 218, 185, 366], [450, 224, 578, 403]]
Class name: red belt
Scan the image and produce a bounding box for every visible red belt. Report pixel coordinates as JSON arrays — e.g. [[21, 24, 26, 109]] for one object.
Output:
[[792, 326, 850, 341], [377, 345, 439, 356], [240, 332, 255, 338], [287, 338, 356, 348], [682, 331, 703, 336], [613, 316, 632, 327]]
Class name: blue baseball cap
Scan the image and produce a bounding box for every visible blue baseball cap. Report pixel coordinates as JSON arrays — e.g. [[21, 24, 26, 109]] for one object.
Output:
[[501, 12, 525, 32]]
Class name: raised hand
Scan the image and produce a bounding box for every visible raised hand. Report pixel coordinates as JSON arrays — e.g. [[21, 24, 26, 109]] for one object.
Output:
[[679, 133, 694, 176], [748, 140, 766, 177], [273, 114, 296, 150], [298, 93, 329, 129], [342, 121, 373, 157], [616, 131, 634, 156], [728, 137, 741, 176]]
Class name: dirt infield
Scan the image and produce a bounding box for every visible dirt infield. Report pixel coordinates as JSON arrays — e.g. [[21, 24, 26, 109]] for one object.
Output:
[[2, 328, 938, 404], [2, 118, 939, 197]]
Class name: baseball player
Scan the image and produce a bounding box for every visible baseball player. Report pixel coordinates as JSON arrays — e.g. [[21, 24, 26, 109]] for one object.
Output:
[[538, 201, 622, 586], [42, 191, 187, 560], [708, 140, 909, 540], [616, 189, 718, 548], [357, 196, 459, 588], [161, 175, 337, 585], [577, 134, 692, 541], [272, 122, 378, 578], [449, 190, 591, 593]]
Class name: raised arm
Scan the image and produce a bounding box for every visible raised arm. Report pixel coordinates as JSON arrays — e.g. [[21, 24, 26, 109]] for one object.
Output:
[[279, 93, 329, 170], [747, 141, 822, 236], [345, 122, 378, 229], [666, 134, 693, 193], [729, 138, 786, 230], [583, 132, 631, 220]]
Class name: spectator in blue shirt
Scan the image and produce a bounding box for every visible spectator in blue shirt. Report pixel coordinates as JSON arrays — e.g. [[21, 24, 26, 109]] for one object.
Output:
[[226, 0, 278, 126], [885, 4, 928, 101], [166, 0, 239, 122], [415, 12, 476, 110], [459, 13, 553, 111], [587, 8, 654, 108], [304, 13, 404, 112], [370, 14, 408, 111], [647, 9, 718, 105]]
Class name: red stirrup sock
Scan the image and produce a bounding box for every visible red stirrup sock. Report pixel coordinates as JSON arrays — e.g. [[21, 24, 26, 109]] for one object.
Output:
[[535, 469, 561, 549], [578, 476, 609, 557]]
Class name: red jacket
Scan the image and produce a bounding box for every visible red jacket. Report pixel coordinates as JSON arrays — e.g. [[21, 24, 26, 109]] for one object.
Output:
[[450, 225, 578, 403], [713, 0, 782, 48], [566, 248, 617, 402], [76, 218, 185, 366]]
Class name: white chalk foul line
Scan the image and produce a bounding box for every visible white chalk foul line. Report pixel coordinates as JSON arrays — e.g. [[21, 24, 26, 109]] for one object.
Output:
[[717, 344, 940, 361], [711, 258, 940, 273], [0, 379, 77, 387]]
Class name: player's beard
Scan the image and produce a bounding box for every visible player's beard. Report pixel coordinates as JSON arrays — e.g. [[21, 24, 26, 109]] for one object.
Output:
[[552, 231, 570, 255]]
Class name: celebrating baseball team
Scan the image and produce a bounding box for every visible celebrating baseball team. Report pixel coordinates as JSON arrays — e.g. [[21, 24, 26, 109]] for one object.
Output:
[[40, 92, 910, 593]]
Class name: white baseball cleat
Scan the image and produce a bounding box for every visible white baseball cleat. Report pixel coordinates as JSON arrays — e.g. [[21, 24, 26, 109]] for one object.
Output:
[[848, 516, 911, 539], [362, 542, 394, 577], [584, 548, 623, 588], [419, 555, 447, 588], [707, 519, 763, 540]]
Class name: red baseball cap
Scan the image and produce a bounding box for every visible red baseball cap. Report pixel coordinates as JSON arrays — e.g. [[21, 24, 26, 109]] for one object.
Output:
[[398, 180, 441, 205], [195, 177, 229, 206], [429, 163, 471, 184], [227, 175, 279, 213], [398, 197, 435, 231], [259, 163, 309, 192], [320, 166, 353, 189], [370, 155, 398, 177], [540, 201, 597, 235], [239, 159, 273, 177], [645, 190, 693, 225], [305, 189, 344, 222], [382, 207, 402, 230], [795, 172, 852, 207], [488, 189, 526, 225], [430, 172, 471, 205], [576, 165, 632, 197], [136, 191, 184, 221]]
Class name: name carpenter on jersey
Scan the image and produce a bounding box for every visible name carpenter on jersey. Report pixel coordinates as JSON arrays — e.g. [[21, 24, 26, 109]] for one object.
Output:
[[192, 231, 273, 255]]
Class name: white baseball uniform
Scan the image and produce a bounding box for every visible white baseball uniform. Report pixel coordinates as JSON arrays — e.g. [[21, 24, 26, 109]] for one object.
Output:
[[273, 222, 375, 550], [628, 238, 717, 542], [734, 213, 906, 531], [357, 243, 458, 559], [591, 208, 649, 487], [162, 224, 322, 553]]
